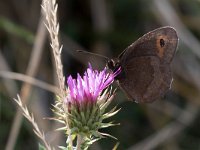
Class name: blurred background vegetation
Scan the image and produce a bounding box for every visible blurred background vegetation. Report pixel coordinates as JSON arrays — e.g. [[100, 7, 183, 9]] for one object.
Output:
[[1, 0, 200, 149]]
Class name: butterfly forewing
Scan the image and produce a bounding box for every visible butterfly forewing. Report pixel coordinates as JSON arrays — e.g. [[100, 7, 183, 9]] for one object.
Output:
[[117, 27, 178, 103]]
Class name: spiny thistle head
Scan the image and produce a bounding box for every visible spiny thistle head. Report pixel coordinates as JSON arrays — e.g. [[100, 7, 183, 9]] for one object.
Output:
[[54, 63, 121, 142], [66, 64, 121, 136]]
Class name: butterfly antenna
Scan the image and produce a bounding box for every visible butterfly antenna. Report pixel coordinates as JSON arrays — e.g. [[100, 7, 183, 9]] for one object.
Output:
[[77, 50, 109, 61]]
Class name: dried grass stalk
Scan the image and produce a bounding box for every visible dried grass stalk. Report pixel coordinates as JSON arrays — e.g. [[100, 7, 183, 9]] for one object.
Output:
[[42, 0, 65, 99], [41, 0, 72, 148], [14, 95, 53, 150]]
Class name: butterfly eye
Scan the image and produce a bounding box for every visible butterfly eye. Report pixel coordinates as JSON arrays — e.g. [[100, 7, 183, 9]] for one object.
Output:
[[160, 39, 165, 47]]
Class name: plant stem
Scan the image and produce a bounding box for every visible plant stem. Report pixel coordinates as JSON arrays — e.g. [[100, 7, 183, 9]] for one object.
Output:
[[76, 135, 84, 150]]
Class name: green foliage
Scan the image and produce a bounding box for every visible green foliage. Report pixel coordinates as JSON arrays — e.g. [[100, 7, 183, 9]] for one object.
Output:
[[0, 17, 34, 43], [38, 143, 47, 150]]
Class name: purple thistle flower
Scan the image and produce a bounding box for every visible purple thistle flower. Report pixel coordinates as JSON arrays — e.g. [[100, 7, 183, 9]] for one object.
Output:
[[53, 63, 122, 142], [66, 63, 121, 105]]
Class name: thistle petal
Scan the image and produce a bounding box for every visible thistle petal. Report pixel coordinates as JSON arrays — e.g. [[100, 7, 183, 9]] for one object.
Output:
[[66, 63, 121, 104]]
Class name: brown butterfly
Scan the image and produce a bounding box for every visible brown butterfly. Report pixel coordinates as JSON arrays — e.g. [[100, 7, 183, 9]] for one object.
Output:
[[107, 26, 178, 103], [78, 26, 178, 103]]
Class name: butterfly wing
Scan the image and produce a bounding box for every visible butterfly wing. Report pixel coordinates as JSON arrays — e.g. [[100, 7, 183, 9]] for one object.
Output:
[[118, 27, 178, 103]]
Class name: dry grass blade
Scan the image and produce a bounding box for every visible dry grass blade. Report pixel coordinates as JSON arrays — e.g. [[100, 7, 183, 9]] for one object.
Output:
[[152, 0, 200, 59], [42, 0, 65, 98], [0, 50, 18, 96], [14, 95, 54, 150], [127, 103, 198, 150], [5, 17, 47, 150], [0, 71, 59, 94], [42, 0, 72, 148]]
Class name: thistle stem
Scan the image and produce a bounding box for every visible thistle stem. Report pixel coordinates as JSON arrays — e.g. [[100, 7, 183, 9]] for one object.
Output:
[[76, 135, 84, 150]]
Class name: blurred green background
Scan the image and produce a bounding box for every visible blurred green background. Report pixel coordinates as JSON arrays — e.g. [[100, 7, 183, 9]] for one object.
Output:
[[1, 0, 200, 149]]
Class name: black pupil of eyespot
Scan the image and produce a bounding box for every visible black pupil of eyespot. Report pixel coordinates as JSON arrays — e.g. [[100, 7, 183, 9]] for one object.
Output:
[[160, 39, 165, 47]]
